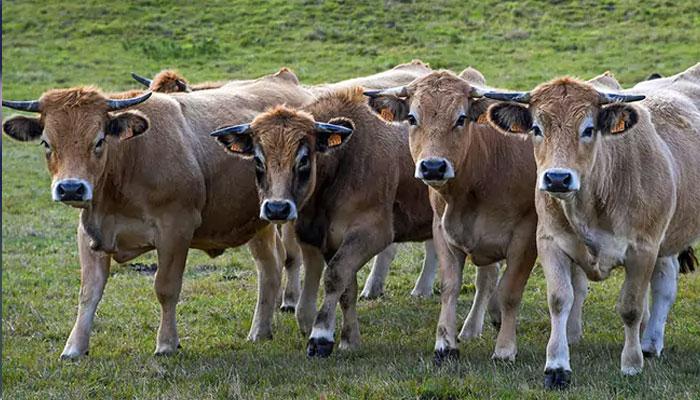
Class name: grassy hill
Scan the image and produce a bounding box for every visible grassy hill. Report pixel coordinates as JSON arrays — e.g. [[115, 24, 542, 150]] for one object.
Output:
[[2, 0, 699, 399]]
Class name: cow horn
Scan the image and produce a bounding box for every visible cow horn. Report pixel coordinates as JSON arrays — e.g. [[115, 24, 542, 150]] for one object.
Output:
[[106, 91, 152, 111], [210, 123, 252, 137], [469, 86, 488, 98], [482, 91, 531, 103], [2, 99, 42, 112], [363, 85, 410, 98], [314, 122, 353, 134], [598, 92, 645, 104], [131, 72, 153, 88]]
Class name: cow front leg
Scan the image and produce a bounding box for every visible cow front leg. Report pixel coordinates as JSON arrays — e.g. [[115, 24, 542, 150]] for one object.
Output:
[[618, 250, 656, 375], [247, 224, 283, 341], [641, 256, 679, 357], [411, 240, 438, 297], [153, 243, 189, 355], [458, 262, 499, 341], [433, 221, 466, 365], [61, 223, 111, 360], [339, 273, 361, 350], [567, 265, 588, 344], [296, 244, 324, 335], [280, 223, 301, 313], [540, 236, 575, 390], [360, 243, 397, 299]]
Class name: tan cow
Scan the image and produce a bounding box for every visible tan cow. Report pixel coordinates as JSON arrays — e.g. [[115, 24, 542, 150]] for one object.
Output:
[[2, 68, 314, 358], [210, 88, 434, 357], [484, 63, 700, 388], [132, 63, 439, 301]]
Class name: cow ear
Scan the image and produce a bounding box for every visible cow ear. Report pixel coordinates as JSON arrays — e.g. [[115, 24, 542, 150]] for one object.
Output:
[[486, 103, 532, 135], [107, 110, 150, 141], [211, 124, 254, 158], [3, 115, 43, 141], [468, 98, 496, 125], [598, 104, 638, 136], [315, 117, 354, 153], [367, 95, 409, 122]]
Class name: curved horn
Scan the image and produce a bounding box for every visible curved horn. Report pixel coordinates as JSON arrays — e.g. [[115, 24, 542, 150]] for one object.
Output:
[[598, 92, 645, 104], [106, 91, 152, 111], [2, 99, 41, 112], [131, 72, 153, 88], [210, 123, 252, 137], [469, 85, 488, 98], [482, 91, 531, 103], [314, 122, 353, 134], [363, 85, 409, 98]]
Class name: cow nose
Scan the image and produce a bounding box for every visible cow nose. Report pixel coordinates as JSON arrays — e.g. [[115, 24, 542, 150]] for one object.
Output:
[[419, 158, 448, 181], [261, 200, 297, 222], [54, 179, 90, 203], [542, 170, 575, 193]]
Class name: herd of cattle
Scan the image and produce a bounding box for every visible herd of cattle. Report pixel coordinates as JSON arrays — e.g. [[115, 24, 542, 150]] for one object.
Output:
[[3, 60, 699, 389]]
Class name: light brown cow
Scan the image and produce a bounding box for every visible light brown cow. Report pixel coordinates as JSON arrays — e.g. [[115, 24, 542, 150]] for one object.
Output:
[[210, 88, 434, 357], [364, 69, 538, 363], [131, 70, 232, 93], [484, 63, 700, 389], [2, 68, 314, 358]]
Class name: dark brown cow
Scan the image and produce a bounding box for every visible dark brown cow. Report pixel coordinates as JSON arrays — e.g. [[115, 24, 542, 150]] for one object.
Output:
[[2, 68, 313, 358], [484, 63, 700, 388], [210, 88, 433, 357]]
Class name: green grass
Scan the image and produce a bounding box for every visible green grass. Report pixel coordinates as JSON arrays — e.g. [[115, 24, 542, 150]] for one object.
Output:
[[2, 0, 700, 398]]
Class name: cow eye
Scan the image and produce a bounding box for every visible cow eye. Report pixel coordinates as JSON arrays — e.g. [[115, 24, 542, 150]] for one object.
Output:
[[531, 126, 543, 137], [455, 114, 467, 127], [298, 154, 310, 170], [581, 126, 594, 138], [407, 114, 418, 126]]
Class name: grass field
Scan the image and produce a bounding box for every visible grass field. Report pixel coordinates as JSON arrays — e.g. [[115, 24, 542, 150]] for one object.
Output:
[[2, 0, 700, 398]]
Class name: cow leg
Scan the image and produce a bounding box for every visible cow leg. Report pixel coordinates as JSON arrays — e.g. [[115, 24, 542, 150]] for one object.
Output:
[[360, 243, 397, 299], [487, 270, 502, 329], [61, 223, 111, 359], [618, 249, 656, 376], [153, 239, 191, 355], [296, 244, 324, 335], [307, 221, 391, 358], [411, 240, 438, 297], [641, 255, 678, 358], [458, 262, 499, 341], [280, 223, 301, 313], [567, 264, 588, 344], [433, 220, 466, 364], [492, 223, 537, 362], [339, 273, 361, 350], [540, 237, 575, 390], [247, 224, 283, 341]]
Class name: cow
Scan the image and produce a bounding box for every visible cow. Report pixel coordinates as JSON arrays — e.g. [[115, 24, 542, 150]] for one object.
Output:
[[132, 62, 440, 301], [363, 68, 538, 364], [2, 67, 314, 358], [483, 63, 700, 389], [209, 87, 434, 357]]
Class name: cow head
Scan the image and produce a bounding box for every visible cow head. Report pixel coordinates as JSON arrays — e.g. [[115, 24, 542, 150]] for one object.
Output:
[[210, 106, 353, 223], [484, 78, 644, 200], [3, 87, 152, 207], [132, 70, 192, 93], [364, 71, 492, 188]]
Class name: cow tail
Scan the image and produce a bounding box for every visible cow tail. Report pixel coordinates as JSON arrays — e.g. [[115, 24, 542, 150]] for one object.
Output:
[[678, 247, 698, 274]]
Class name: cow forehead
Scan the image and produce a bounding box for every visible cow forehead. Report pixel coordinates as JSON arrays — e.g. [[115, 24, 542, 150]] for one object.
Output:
[[530, 78, 600, 117], [252, 108, 316, 160]]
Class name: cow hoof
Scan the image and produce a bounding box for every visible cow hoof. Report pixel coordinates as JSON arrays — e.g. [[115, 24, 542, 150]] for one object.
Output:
[[307, 337, 334, 358], [154, 342, 180, 356], [60, 350, 87, 360], [544, 368, 571, 390], [280, 305, 296, 313], [433, 348, 459, 366], [359, 291, 383, 300]]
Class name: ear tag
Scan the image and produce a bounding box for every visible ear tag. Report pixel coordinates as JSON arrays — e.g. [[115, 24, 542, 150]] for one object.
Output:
[[380, 108, 395, 122], [327, 133, 342, 147], [476, 113, 488, 124], [611, 117, 626, 134], [229, 142, 243, 152]]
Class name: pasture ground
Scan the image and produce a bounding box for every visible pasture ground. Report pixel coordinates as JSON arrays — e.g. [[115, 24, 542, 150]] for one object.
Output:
[[2, 1, 699, 398]]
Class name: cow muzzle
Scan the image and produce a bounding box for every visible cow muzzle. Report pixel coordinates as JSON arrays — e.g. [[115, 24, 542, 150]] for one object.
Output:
[[52, 178, 93, 207], [415, 157, 455, 187], [260, 199, 298, 223], [540, 168, 580, 196]]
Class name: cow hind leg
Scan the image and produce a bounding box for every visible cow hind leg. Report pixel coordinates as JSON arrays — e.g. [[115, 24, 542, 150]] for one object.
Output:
[[247, 225, 283, 341], [61, 224, 111, 360], [411, 240, 438, 298], [641, 256, 679, 358], [339, 274, 361, 350], [458, 262, 499, 341], [153, 244, 189, 355], [360, 243, 397, 299]]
